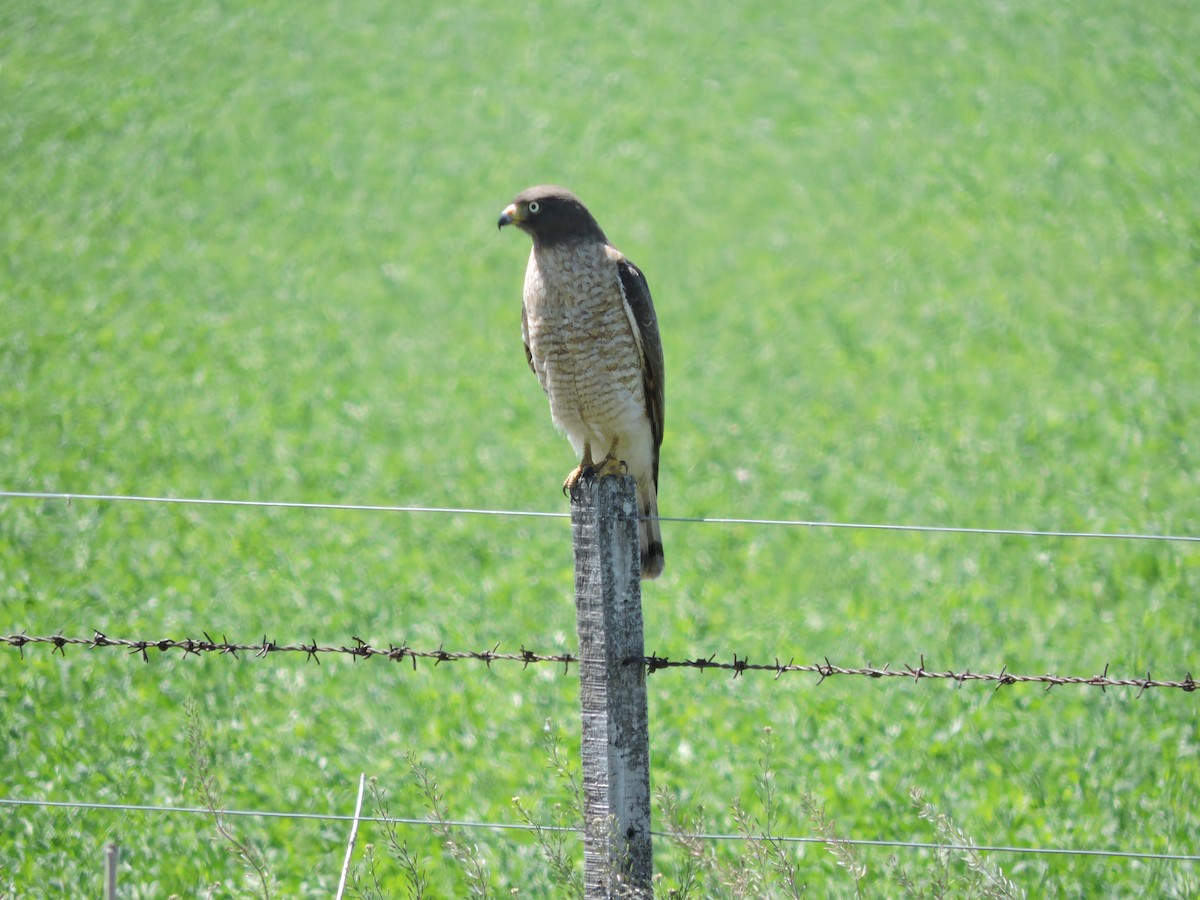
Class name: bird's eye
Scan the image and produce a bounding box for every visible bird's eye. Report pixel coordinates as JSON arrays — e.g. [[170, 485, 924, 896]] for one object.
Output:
[[527, 201, 541, 214]]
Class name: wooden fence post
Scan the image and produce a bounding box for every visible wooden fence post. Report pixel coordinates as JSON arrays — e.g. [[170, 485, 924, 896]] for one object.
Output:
[[104, 841, 119, 900], [571, 474, 653, 898]]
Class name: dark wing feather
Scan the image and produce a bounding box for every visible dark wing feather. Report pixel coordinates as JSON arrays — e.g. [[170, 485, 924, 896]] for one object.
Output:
[[617, 258, 665, 487], [520, 303, 536, 376]]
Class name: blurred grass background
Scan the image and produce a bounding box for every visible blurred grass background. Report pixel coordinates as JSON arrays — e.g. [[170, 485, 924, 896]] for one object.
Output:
[[2, 0, 1198, 895]]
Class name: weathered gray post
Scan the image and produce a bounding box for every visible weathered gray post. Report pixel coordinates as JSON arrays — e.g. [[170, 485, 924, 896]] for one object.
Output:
[[105, 842, 119, 900], [570, 474, 653, 897]]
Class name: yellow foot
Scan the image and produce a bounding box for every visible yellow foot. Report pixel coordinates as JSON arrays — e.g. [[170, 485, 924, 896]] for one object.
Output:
[[592, 453, 626, 478], [563, 442, 595, 495], [563, 440, 626, 495], [594, 437, 625, 478]]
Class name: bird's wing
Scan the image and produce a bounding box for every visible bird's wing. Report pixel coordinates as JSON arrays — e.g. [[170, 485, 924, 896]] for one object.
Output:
[[616, 254, 665, 480], [520, 302, 536, 376]]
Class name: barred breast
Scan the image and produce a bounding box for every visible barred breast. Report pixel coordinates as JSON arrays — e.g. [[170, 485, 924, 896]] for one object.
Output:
[[523, 242, 648, 453]]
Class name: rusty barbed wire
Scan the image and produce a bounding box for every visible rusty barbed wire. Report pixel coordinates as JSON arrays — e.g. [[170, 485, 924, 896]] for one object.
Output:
[[1, 632, 1195, 694], [0, 631, 576, 672], [637, 652, 1197, 695]]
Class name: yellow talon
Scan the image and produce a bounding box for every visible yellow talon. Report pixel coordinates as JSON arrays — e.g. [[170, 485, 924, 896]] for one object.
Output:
[[563, 442, 595, 494], [593, 453, 625, 479], [595, 436, 624, 478], [562, 438, 625, 493]]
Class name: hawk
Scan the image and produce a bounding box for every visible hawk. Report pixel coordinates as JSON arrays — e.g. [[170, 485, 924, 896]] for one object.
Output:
[[499, 185, 665, 579]]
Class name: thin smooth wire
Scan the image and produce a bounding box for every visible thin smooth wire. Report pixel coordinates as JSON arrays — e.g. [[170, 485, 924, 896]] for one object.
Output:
[[0, 490, 568, 520], [655, 514, 1200, 543], [0, 797, 557, 833], [673, 830, 1200, 862], [2, 798, 1196, 862], [2, 490, 1196, 543]]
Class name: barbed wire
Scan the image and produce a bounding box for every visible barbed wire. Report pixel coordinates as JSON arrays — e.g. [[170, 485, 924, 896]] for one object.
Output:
[[2, 632, 1195, 695], [1, 797, 1197, 863], [3, 489, 1197, 543], [0, 631, 576, 671], [640, 652, 1198, 695]]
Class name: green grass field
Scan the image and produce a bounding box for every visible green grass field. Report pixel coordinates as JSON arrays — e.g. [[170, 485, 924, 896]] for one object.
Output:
[[3, 0, 1198, 895]]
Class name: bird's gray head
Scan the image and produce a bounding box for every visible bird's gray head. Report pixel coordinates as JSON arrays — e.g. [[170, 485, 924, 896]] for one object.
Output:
[[497, 185, 607, 246]]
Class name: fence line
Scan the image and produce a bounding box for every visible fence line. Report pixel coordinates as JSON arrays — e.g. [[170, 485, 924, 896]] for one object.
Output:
[[0, 490, 568, 521], [3, 489, 1197, 543], [2, 632, 1195, 695], [0, 631, 576, 670], [2, 797, 1197, 864], [4, 485, 1198, 891]]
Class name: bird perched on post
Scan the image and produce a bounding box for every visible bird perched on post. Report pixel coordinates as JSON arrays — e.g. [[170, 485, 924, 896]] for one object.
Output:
[[498, 185, 665, 579]]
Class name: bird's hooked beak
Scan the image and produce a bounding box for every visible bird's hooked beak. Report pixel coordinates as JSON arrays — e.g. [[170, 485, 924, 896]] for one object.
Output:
[[497, 202, 521, 230]]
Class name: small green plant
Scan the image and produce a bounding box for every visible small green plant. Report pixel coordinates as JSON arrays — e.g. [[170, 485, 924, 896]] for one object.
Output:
[[406, 751, 492, 898], [349, 777, 429, 900], [800, 791, 865, 897], [893, 787, 1024, 900], [353, 725, 588, 898], [657, 729, 1025, 899], [184, 699, 272, 900], [735, 728, 805, 898], [512, 719, 585, 898], [0, 860, 14, 900], [657, 727, 806, 898], [799, 784, 1025, 900], [655, 788, 715, 898]]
